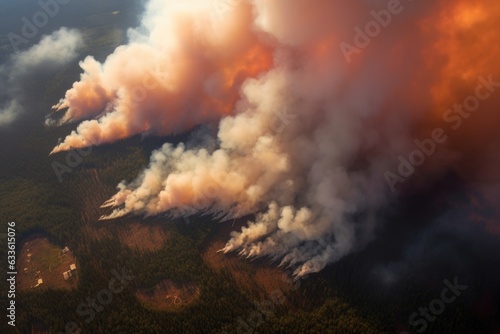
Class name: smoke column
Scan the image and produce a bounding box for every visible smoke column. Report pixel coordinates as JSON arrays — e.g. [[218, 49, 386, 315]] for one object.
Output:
[[50, 0, 500, 276], [49, 0, 272, 153]]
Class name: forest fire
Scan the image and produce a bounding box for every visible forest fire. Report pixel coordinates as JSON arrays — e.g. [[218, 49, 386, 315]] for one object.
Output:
[[49, 0, 500, 277]]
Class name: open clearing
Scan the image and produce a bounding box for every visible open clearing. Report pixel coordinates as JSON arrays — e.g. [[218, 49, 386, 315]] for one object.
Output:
[[118, 222, 170, 253], [17, 237, 78, 291], [135, 279, 200, 312]]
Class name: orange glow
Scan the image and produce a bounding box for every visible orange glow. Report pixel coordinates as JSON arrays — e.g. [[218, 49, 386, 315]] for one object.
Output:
[[417, 0, 500, 182], [220, 43, 273, 91], [207, 42, 274, 117], [427, 1, 500, 116], [453, 4, 487, 28]]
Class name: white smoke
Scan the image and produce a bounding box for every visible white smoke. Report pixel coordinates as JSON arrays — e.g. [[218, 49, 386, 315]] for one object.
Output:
[[51, 0, 500, 276], [48, 0, 272, 153], [0, 27, 82, 126]]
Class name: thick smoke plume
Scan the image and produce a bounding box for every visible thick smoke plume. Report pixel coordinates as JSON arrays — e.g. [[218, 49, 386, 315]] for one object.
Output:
[[51, 0, 500, 276], [49, 0, 272, 153]]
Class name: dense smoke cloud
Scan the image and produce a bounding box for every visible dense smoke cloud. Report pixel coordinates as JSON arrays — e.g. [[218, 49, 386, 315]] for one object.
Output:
[[51, 0, 500, 276], [48, 0, 272, 153], [0, 27, 82, 126]]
